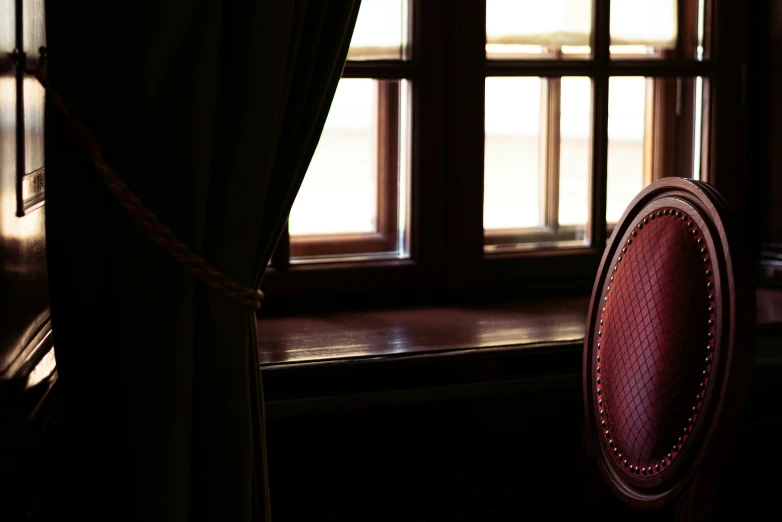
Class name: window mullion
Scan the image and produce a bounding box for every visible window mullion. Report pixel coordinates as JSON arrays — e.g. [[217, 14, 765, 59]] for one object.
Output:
[[592, 0, 611, 64], [675, 78, 698, 179], [678, 0, 701, 59], [644, 78, 658, 184], [588, 0, 610, 247], [588, 76, 609, 247], [546, 77, 562, 233], [445, 0, 486, 286], [412, 0, 450, 287], [376, 81, 401, 251]]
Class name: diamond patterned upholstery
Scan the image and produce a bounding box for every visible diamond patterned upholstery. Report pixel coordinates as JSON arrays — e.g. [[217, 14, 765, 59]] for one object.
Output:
[[596, 209, 716, 476], [584, 179, 753, 512]]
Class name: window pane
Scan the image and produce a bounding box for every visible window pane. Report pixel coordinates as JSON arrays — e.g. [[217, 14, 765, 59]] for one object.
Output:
[[559, 77, 591, 229], [23, 77, 45, 174], [484, 77, 543, 230], [347, 0, 409, 61], [290, 79, 409, 260], [607, 77, 647, 223], [487, 0, 592, 58], [291, 80, 376, 236], [484, 77, 592, 250], [607, 76, 706, 224], [610, 0, 677, 56]]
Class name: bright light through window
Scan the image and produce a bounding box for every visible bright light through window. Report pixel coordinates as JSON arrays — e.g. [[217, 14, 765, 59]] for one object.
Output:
[[484, 77, 543, 230], [610, 0, 677, 47], [607, 77, 648, 223], [290, 80, 377, 236], [347, 0, 409, 60], [289, 0, 702, 257], [487, 0, 678, 57], [559, 77, 591, 227], [487, 0, 592, 57]]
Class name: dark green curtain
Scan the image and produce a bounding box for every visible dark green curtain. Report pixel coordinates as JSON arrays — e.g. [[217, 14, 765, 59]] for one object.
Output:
[[44, 1, 360, 520]]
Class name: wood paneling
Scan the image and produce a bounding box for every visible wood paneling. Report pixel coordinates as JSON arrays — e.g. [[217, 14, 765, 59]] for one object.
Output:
[[1, 1, 56, 519], [1, 0, 50, 380], [263, 334, 782, 522], [260, 298, 782, 521], [767, 2, 782, 244]]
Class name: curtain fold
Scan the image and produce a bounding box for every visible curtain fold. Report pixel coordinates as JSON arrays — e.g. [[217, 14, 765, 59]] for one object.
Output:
[[44, 1, 360, 520]]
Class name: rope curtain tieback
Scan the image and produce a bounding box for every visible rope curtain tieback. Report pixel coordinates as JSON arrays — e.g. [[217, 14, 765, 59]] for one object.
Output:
[[23, 48, 263, 310]]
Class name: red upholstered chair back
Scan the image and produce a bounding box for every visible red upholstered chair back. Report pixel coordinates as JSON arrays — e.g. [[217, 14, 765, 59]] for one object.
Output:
[[583, 179, 753, 515]]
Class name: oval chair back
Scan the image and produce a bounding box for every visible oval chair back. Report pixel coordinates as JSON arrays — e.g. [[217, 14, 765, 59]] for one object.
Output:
[[583, 178, 753, 519]]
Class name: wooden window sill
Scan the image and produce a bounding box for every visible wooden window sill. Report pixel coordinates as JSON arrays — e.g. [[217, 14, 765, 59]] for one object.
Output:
[[257, 289, 782, 416], [258, 297, 589, 366], [259, 289, 782, 365]]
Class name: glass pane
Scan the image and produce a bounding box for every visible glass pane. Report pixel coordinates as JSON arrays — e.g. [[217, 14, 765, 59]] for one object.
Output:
[[607, 77, 648, 223], [23, 77, 45, 173], [487, 0, 592, 58], [607, 76, 706, 224], [347, 0, 409, 61], [484, 77, 543, 230], [559, 77, 591, 230], [290, 79, 410, 260], [610, 0, 677, 57], [290, 80, 377, 236], [0, 76, 15, 186]]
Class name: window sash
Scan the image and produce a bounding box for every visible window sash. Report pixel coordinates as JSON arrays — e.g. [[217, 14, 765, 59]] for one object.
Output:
[[263, 0, 730, 304]]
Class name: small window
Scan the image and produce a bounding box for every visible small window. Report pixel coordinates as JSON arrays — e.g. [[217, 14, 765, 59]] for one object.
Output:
[[286, 0, 411, 262], [266, 0, 720, 302]]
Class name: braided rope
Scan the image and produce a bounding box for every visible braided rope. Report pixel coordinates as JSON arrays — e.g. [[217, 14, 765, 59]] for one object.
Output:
[[35, 70, 263, 310]]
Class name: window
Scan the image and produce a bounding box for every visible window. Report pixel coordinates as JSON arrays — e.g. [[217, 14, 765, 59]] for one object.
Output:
[[264, 0, 745, 304], [288, 78, 408, 259], [281, 1, 411, 262], [483, 0, 706, 250]]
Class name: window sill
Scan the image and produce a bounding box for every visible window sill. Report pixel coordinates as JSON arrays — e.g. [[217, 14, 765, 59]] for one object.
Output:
[[258, 289, 782, 417], [258, 296, 588, 366]]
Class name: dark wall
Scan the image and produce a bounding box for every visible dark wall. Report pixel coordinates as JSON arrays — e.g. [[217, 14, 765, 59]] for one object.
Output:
[[266, 388, 585, 521], [265, 360, 782, 522], [756, 1, 782, 250], [768, 2, 782, 244]]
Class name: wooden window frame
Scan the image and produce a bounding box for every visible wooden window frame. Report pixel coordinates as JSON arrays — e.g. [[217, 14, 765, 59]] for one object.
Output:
[[484, 1, 708, 245], [261, 0, 748, 311], [484, 69, 705, 250]]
